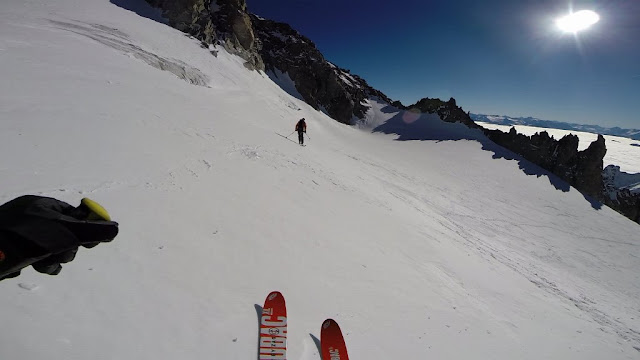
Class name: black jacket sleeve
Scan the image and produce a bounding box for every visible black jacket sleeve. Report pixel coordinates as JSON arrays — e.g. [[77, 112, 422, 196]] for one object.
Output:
[[0, 196, 118, 280]]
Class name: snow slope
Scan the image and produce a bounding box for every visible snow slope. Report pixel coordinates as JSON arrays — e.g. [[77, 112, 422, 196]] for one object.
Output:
[[1, 1, 639, 359], [478, 122, 640, 174]]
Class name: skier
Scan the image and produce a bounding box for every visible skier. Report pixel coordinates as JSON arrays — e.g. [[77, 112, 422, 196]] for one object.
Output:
[[0, 195, 119, 280], [295, 118, 307, 145]]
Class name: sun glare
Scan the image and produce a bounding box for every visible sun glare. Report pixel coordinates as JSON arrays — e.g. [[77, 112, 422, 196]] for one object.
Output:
[[556, 10, 600, 33]]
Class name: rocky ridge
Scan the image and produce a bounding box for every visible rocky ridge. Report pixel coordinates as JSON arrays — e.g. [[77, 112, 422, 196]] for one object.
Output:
[[251, 15, 391, 124], [603, 165, 640, 223], [485, 128, 607, 198], [404, 98, 609, 204], [403, 97, 481, 130], [144, 0, 263, 70]]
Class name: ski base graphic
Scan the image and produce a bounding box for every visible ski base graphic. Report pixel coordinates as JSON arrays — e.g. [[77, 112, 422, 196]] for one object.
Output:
[[321, 318, 350, 360], [259, 291, 287, 360]]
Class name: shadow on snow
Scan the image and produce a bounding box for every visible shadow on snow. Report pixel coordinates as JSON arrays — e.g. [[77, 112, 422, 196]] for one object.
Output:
[[310, 333, 321, 356], [254, 304, 262, 360], [372, 108, 602, 210]]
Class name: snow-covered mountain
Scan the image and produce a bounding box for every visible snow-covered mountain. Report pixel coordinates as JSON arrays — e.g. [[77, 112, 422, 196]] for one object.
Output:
[[471, 113, 640, 141], [143, 0, 638, 225], [1, 1, 639, 360]]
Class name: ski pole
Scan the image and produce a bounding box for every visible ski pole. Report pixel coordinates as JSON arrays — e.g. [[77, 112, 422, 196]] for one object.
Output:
[[305, 133, 311, 140], [286, 131, 295, 138]]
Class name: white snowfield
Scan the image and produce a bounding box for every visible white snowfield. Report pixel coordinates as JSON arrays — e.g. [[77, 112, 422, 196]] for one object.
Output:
[[0, 1, 639, 360]]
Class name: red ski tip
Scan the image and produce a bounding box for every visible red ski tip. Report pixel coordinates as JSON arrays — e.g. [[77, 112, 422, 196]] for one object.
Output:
[[321, 318, 350, 360]]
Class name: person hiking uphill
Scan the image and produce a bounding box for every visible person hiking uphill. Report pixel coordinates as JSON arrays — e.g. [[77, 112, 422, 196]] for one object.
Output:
[[295, 118, 307, 145]]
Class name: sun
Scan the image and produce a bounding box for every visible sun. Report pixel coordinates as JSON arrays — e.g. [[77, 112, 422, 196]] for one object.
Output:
[[556, 10, 600, 33]]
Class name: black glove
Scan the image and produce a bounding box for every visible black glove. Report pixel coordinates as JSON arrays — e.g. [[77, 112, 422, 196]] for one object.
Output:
[[0, 195, 119, 280]]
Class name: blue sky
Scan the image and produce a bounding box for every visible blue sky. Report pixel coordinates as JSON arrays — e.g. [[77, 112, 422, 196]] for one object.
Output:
[[247, 0, 639, 128]]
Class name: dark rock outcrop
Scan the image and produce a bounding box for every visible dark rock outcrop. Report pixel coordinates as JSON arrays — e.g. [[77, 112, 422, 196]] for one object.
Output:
[[251, 15, 391, 124], [145, 0, 213, 41], [211, 0, 263, 69], [484, 128, 606, 200], [603, 165, 640, 223], [575, 135, 607, 197], [391, 100, 406, 110], [408, 97, 481, 130], [144, 0, 263, 70]]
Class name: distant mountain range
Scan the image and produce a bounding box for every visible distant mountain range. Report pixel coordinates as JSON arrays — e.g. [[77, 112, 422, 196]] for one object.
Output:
[[470, 114, 640, 141]]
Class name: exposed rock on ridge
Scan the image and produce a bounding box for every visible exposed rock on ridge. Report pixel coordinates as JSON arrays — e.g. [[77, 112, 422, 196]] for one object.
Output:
[[251, 15, 391, 124], [603, 165, 640, 223], [144, 0, 263, 70], [406, 97, 481, 130], [485, 128, 606, 199], [406, 97, 609, 205], [212, 0, 263, 70]]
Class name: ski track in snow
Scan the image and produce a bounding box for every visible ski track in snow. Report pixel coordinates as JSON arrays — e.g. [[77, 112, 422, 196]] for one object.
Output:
[[453, 218, 640, 346], [353, 151, 640, 347]]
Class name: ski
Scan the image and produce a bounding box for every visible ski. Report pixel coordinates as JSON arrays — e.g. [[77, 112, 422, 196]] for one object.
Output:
[[259, 291, 287, 360], [321, 319, 350, 360]]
